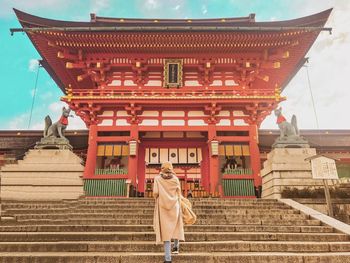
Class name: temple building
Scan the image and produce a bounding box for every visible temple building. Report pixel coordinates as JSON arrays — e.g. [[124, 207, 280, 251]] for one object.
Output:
[[6, 8, 343, 198]]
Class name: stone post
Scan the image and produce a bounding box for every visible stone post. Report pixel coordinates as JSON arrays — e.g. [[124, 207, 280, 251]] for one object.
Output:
[[261, 148, 326, 199]]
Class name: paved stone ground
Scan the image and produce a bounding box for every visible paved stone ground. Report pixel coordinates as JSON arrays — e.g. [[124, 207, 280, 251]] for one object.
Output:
[[0, 198, 350, 262]]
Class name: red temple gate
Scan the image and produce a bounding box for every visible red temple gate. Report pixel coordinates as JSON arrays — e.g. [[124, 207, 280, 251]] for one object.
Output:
[[14, 8, 332, 198]]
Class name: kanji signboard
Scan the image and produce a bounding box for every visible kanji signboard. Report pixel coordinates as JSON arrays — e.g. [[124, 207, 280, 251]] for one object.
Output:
[[310, 156, 339, 180]]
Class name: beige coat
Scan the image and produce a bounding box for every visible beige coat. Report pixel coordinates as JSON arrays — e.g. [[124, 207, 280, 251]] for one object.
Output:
[[153, 174, 185, 244]]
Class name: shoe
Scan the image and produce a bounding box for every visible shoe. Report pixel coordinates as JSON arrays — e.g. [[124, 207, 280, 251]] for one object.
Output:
[[164, 261, 172, 263], [171, 246, 179, 254]]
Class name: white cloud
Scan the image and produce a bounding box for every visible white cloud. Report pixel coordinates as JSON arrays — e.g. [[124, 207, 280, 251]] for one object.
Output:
[[0, 0, 74, 18], [8, 113, 30, 130], [174, 4, 181, 11], [28, 59, 39, 72], [48, 101, 65, 112], [6, 101, 86, 130], [144, 0, 160, 10], [39, 91, 53, 100], [47, 101, 86, 130], [29, 89, 35, 98], [261, 1, 350, 129], [201, 5, 208, 15], [67, 115, 87, 130], [90, 0, 110, 14], [136, 0, 186, 18]]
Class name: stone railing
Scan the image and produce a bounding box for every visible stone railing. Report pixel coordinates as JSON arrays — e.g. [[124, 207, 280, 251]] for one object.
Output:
[[294, 198, 350, 224]]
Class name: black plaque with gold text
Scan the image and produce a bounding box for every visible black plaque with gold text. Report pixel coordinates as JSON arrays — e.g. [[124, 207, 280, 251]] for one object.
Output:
[[163, 59, 183, 88]]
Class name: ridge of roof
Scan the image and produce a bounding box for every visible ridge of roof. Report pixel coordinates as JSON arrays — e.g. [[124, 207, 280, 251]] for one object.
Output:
[[13, 8, 332, 29]]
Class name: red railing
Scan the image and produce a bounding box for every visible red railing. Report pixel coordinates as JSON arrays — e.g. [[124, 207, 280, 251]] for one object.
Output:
[[68, 87, 275, 98]]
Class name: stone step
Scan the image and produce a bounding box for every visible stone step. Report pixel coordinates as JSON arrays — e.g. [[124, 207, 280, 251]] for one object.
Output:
[[2, 208, 300, 215], [78, 204, 290, 209], [82, 198, 278, 202], [1, 197, 348, 262], [0, 231, 347, 242], [1, 251, 350, 263], [5, 218, 321, 226], [1, 199, 280, 205], [10, 213, 308, 221], [1, 199, 286, 205], [2, 204, 292, 212], [0, 241, 349, 253], [0, 224, 335, 233]]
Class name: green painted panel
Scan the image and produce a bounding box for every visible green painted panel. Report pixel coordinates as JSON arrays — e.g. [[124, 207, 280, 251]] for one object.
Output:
[[223, 168, 253, 175], [223, 179, 255, 197], [95, 168, 128, 175], [84, 179, 126, 196], [337, 163, 350, 178]]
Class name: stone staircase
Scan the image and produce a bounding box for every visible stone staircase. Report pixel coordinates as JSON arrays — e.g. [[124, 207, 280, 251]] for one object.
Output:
[[0, 198, 350, 262]]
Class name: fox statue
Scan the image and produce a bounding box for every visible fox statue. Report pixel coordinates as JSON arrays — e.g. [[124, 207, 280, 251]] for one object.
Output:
[[274, 107, 299, 139], [44, 107, 73, 139]]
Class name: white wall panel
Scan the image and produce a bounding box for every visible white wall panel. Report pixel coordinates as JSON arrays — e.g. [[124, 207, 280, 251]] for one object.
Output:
[[124, 80, 137, 86], [188, 148, 198, 163], [162, 111, 185, 117], [218, 111, 230, 116], [150, 148, 159, 164], [217, 119, 231, 126], [162, 120, 185, 126], [184, 80, 200, 86], [234, 119, 248, 126], [98, 119, 113, 126], [179, 148, 187, 163], [116, 119, 130, 126], [188, 111, 206, 117], [98, 111, 114, 117], [144, 80, 162, 86], [116, 111, 130, 116], [159, 148, 169, 163], [140, 119, 159, 126], [188, 120, 207, 126], [141, 111, 159, 116], [233, 111, 247, 117], [169, 149, 179, 164]]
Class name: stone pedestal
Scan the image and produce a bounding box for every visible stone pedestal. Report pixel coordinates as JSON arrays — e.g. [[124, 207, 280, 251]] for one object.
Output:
[[261, 148, 327, 199], [0, 149, 84, 201], [35, 137, 73, 150]]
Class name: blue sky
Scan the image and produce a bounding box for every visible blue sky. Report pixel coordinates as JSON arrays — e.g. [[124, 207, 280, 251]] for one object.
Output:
[[0, 0, 348, 130]]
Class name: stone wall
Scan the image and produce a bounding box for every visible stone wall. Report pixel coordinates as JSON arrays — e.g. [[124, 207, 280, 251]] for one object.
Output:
[[261, 148, 328, 199], [0, 149, 84, 201]]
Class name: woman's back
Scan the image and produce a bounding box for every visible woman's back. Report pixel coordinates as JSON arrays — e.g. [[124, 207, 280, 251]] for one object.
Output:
[[154, 175, 180, 210]]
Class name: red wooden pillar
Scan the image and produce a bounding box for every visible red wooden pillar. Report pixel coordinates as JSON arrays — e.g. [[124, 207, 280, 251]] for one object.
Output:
[[128, 124, 139, 188], [208, 124, 219, 196], [137, 144, 146, 193], [201, 145, 210, 193], [84, 124, 98, 178], [249, 124, 262, 187]]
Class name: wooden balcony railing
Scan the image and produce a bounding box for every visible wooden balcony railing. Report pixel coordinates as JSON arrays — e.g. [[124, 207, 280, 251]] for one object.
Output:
[[223, 168, 253, 175], [67, 87, 276, 99], [95, 168, 128, 175]]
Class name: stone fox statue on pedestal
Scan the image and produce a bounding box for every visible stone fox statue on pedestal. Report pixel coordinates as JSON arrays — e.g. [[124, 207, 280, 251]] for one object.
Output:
[[274, 107, 299, 138], [44, 107, 73, 139]]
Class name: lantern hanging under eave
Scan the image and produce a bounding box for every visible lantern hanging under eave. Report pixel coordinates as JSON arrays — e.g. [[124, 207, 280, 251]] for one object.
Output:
[[129, 140, 137, 156], [210, 140, 219, 156]]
